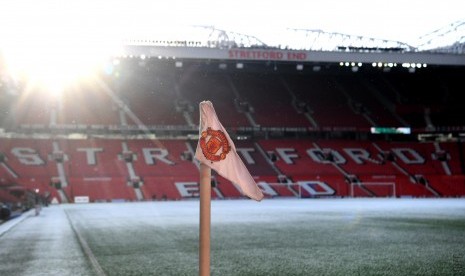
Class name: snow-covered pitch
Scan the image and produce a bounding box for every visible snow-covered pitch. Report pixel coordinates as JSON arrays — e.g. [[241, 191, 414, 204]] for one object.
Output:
[[1, 198, 465, 275]]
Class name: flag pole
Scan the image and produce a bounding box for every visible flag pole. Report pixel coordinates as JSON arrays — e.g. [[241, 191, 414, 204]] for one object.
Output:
[[199, 163, 211, 276]]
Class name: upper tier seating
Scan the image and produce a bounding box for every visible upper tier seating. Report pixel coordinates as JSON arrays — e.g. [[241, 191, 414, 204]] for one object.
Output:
[[2, 64, 465, 131], [178, 71, 250, 128], [231, 73, 309, 127]]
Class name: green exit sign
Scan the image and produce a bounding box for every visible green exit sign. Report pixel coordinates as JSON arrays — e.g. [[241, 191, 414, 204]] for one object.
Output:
[[370, 127, 411, 134]]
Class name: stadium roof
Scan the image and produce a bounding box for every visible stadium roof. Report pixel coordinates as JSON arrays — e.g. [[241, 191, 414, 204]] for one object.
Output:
[[122, 24, 465, 66], [1, 0, 464, 88], [123, 44, 465, 67]]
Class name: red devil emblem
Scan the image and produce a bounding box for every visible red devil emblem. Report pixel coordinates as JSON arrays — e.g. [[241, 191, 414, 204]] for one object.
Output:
[[200, 127, 231, 162]]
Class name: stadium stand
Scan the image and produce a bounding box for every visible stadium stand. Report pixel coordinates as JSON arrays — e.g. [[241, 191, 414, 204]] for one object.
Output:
[[63, 139, 128, 178], [283, 74, 371, 130], [0, 138, 57, 178], [1, 137, 461, 202], [230, 73, 309, 128], [214, 175, 244, 198], [116, 61, 186, 126], [64, 177, 136, 202], [234, 140, 278, 177], [11, 89, 53, 127], [1, 59, 465, 204], [126, 139, 198, 177], [335, 75, 401, 127], [178, 70, 251, 128], [57, 81, 120, 126]]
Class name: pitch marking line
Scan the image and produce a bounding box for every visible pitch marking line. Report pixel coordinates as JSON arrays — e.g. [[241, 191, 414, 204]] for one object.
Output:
[[65, 209, 107, 276]]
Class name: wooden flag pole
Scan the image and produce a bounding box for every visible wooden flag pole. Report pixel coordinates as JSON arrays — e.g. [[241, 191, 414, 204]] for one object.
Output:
[[199, 163, 211, 276]]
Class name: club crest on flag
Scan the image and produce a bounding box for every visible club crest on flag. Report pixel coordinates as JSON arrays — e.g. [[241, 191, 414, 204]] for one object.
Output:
[[195, 100, 264, 202], [200, 127, 231, 162]]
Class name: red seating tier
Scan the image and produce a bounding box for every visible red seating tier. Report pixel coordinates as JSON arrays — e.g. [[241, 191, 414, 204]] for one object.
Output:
[[0, 139, 58, 178], [12, 89, 52, 126], [284, 75, 371, 129], [231, 74, 309, 127], [336, 76, 401, 127], [0, 138, 463, 200], [374, 141, 446, 175], [57, 81, 120, 125], [63, 139, 128, 178], [426, 175, 465, 196], [65, 177, 136, 202], [292, 175, 349, 197], [141, 176, 185, 200], [118, 67, 186, 126], [235, 140, 278, 177], [214, 175, 243, 198], [126, 140, 198, 177], [179, 72, 250, 128]]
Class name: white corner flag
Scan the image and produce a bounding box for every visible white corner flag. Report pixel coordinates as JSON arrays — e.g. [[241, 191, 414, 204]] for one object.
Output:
[[195, 101, 264, 201]]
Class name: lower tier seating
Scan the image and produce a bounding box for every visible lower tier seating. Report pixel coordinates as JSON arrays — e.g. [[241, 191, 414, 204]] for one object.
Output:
[[0, 138, 463, 203]]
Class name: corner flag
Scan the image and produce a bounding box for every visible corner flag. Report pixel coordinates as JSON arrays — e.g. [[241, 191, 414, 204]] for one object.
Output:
[[195, 101, 264, 201]]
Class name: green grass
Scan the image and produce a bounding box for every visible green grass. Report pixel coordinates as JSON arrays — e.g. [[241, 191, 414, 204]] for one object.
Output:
[[63, 199, 465, 276]]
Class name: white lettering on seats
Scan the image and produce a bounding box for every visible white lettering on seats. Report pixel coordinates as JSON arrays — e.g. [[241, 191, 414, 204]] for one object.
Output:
[[11, 147, 44, 165], [306, 148, 346, 164], [343, 148, 380, 164], [276, 148, 298, 164], [143, 148, 175, 165], [392, 148, 425, 164], [77, 148, 103, 165], [175, 182, 199, 197], [298, 181, 335, 196]]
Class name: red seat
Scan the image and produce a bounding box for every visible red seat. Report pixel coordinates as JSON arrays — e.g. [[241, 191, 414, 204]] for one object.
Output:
[[66, 177, 136, 202]]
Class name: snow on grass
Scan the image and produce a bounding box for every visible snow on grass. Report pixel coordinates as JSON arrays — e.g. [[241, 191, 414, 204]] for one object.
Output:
[[61, 198, 465, 275]]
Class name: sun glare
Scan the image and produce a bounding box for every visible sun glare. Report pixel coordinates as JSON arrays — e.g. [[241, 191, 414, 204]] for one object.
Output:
[[0, 0, 123, 95], [2, 41, 112, 96]]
